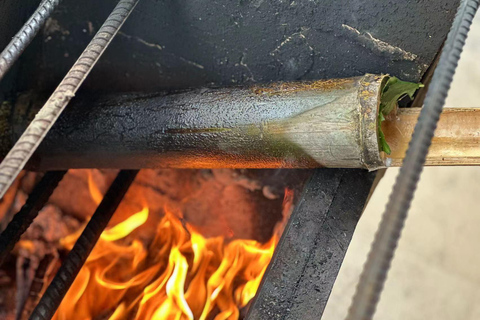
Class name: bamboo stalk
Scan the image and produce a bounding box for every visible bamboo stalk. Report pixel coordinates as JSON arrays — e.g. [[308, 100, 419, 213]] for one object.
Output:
[[3, 77, 478, 171], [2, 75, 388, 170], [382, 107, 480, 167]]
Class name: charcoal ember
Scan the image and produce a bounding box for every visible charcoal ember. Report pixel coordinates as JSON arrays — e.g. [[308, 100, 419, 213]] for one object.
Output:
[[182, 181, 256, 240], [8, 204, 79, 319], [0, 270, 10, 286], [262, 186, 279, 200], [97, 169, 118, 186], [0, 173, 24, 231], [113, 170, 214, 238], [48, 169, 114, 220], [110, 170, 190, 239], [122, 169, 290, 241], [211, 169, 262, 192], [133, 169, 198, 202], [119, 169, 193, 214], [19, 171, 41, 195], [112, 169, 278, 241], [238, 169, 311, 198], [19, 253, 59, 320], [10, 190, 27, 221], [15, 251, 39, 320], [1, 191, 27, 237], [0, 269, 15, 320], [44, 168, 294, 239], [22, 204, 79, 243]]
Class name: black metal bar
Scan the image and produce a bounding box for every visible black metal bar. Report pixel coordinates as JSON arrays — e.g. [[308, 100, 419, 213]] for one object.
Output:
[[0, 170, 67, 267], [29, 169, 138, 320], [247, 169, 377, 320]]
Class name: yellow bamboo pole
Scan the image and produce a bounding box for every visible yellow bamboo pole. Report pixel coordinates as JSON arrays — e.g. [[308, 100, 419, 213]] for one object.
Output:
[[383, 107, 480, 167]]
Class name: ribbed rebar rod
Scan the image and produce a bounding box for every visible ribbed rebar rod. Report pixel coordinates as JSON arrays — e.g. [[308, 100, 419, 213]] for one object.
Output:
[[0, 0, 139, 199], [0, 0, 62, 81], [346, 0, 479, 319], [0, 170, 66, 267], [29, 170, 138, 320]]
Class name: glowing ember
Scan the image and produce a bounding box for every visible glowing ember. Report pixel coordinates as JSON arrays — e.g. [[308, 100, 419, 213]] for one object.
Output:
[[52, 173, 286, 320]]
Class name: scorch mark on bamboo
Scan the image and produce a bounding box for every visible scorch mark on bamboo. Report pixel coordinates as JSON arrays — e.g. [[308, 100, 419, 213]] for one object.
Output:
[[341, 24, 417, 61]]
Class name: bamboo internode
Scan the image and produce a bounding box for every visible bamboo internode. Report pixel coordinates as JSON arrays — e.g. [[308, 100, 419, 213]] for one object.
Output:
[[383, 107, 480, 167]]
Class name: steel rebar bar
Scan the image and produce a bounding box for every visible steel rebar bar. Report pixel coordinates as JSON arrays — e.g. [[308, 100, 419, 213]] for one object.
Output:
[[0, 0, 139, 199], [29, 170, 138, 320], [0, 0, 62, 81], [0, 170, 66, 267]]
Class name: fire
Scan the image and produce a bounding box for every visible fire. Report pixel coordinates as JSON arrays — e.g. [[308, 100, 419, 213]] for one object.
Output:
[[53, 172, 282, 320]]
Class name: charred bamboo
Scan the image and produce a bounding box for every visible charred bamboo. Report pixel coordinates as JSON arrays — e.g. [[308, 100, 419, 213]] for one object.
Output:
[[2, 75, 387, 170]]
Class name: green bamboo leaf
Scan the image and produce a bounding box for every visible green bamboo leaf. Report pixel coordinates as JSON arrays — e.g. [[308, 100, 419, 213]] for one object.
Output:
[[378, 77, 423, 154]]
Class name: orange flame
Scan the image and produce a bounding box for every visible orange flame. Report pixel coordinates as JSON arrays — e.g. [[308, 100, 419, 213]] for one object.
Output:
[[52, 174, 286, 320], [87, 170, 104, 206]]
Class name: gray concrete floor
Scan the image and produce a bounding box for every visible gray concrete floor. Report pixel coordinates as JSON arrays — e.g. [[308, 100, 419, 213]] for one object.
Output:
[[323, 12, 480, 320]]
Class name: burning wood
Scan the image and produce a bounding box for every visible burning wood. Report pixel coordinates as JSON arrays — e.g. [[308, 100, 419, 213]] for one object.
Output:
[[0, 169, 300, 319], [56, 210, 277, 320]]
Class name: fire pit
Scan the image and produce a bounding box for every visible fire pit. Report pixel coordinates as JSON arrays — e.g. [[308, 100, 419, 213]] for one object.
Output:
[[0, 168, 306, 319]]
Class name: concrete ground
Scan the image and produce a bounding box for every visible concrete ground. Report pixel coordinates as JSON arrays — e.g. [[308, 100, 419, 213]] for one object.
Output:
[[323, 11, 480, 320]]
